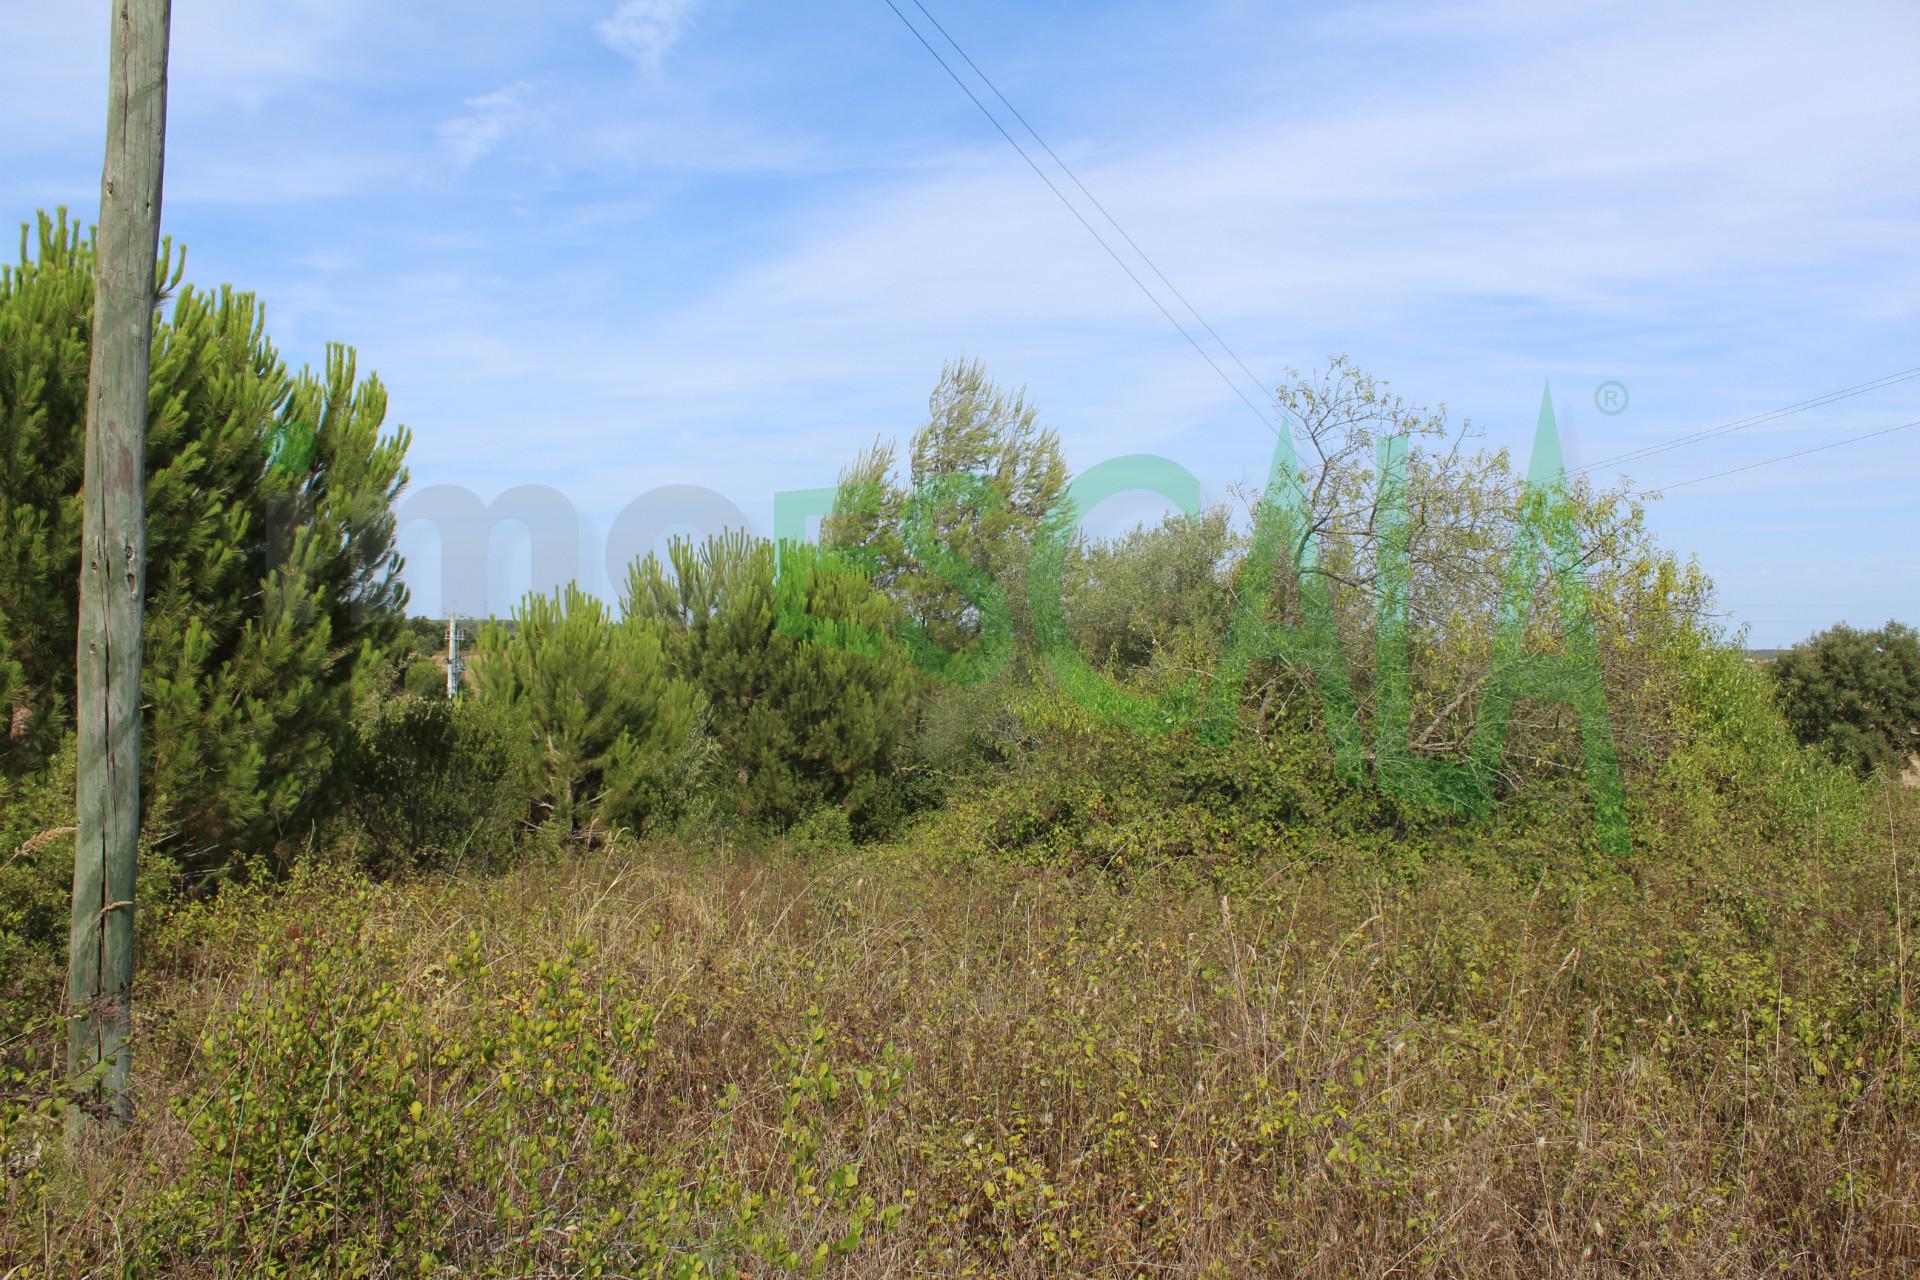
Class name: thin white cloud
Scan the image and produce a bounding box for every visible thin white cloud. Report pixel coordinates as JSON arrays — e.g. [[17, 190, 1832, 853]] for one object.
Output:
[[343, 0, 1920, 579], [8, 0, 1890, 637], [436, 82, 539, 169], [586, 0, 1920, 412], [596, 0, 701, 70]]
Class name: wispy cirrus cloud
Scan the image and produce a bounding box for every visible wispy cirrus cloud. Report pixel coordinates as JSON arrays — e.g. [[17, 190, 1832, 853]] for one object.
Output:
[[596, 0, 702, 70], [436, 81, 539, 169]]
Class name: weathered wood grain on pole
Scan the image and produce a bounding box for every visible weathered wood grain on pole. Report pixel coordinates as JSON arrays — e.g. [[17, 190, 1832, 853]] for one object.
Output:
[[67, 0, 171, 1136]]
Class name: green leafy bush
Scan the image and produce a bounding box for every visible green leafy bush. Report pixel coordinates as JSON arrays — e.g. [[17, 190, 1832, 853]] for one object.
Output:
[[1058, 507, 1237, 674], [144, 886, 440, 1272], [401, 656, 446, 699], [916, 680, 1379, 874], [0, 739, 181, 1029], [788, 803, 854, 857], [342, 694, 536, 873], [0, 750, 79, 1031]]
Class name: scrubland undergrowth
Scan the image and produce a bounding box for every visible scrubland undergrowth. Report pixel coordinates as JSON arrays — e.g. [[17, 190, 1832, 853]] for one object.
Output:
[[4, 795, 1916, 1278]]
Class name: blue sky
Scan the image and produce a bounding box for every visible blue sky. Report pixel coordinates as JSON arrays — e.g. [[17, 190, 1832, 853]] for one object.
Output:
[[3, 0, 1915, 644]]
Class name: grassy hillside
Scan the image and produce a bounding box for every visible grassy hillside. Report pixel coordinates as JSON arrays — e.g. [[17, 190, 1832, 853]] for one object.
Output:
[[4, 797, 1916, 1278]]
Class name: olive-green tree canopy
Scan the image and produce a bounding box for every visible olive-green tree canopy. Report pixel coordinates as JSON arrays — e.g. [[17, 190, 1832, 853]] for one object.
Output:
[[1771, 621, 1920, 778]]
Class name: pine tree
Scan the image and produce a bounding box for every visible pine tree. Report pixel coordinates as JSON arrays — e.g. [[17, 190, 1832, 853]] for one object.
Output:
[[471, 584, 702, 834], [625, 531, 919, 829], [0, 211, 410, 875]]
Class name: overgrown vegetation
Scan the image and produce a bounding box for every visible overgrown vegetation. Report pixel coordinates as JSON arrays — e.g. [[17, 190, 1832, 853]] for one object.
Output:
[[1, 215, 1916, 1274], [3, 810, 1916, 1277]]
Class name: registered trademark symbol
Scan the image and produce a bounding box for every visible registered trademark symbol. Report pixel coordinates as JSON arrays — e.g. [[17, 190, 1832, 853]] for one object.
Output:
[[1594, 381, 1629, 415]]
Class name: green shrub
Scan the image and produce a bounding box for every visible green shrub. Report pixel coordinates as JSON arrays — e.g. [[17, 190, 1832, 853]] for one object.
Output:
[[1058, 507, 1237, 674], [925, 681, 1377, 873], [789, 803, 854, 857], [0, 739, 182, 1030], [1650, 637, 1877, 859], [0, 750, 78, 1030], [401, 655, 446, 699], [1771, 620, 1920, 777], [342, 694, 535, 874], [144, 885, 441, 1273]]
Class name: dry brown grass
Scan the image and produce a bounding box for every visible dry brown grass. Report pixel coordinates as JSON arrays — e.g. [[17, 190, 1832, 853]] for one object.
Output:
[[3, 796, 1918, 1277]]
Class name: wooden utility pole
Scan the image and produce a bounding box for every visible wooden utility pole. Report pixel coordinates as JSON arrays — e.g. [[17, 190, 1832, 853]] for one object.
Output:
[[447, 612, 462, 700], [67, 0, 171, 1136]]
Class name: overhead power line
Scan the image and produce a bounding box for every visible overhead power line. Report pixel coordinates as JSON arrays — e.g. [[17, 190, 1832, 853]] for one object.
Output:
[[905, 0, 1276, 414], [879, 2, 1920, 498], [878, 0, 1284, 438], [1571, 366, 1920, 479], [1652, 416, 1920, 491]]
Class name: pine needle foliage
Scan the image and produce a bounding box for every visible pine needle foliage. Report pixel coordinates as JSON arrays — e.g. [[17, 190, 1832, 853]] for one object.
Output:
[[471, 584, 702, 835], [625, 532, 919, 830], [0, 210, 410, 873]]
